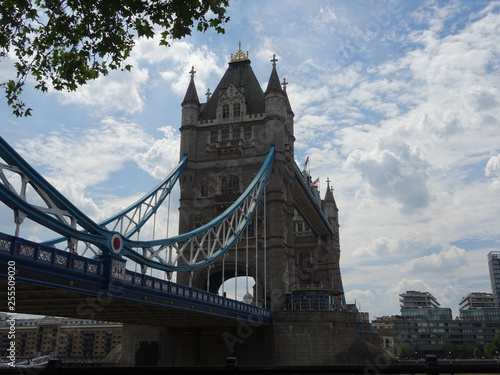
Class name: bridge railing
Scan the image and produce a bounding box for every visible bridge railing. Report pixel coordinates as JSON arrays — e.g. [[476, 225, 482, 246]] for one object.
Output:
[[0, 232, 271, 322], [0, 232, 103, 278]]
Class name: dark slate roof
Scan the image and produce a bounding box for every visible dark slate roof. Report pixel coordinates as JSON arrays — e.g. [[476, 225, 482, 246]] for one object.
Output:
[[324, 183, 338, 211], [181, 76, 200, 106], [200, 60, 265, 120], [265, 63, 283, 96]]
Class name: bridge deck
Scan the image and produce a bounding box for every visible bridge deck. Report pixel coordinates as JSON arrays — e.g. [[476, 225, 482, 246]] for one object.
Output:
[[0, 233, 271, 326]]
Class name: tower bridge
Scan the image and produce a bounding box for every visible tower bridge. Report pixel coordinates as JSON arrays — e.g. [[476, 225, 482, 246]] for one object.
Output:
[[0, 44, 383, 366]]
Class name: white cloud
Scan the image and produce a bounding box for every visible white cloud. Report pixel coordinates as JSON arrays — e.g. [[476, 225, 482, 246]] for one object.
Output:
[[404, 245, 469, 273], [57, 66, 149, 114], [485, 154, 500, 177], [18, 118, 150, 217], [344, 289, 374, 307], [148, 40, 225, 97], [345, 140, 431, 213], [134, 126, 180, 180]]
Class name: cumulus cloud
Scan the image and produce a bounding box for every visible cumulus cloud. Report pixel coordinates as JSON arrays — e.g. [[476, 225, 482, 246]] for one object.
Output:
[[345, 139, 430, 213], [134, 126, 181, 180], [148, 40, 225, 97], [58, 66, 149, 114], [404, 245, 469, 273], [54, 38, 225, 115], [18, 119, 150, 216], [485, 154, 500, 177], [353, 233, 430, 258]]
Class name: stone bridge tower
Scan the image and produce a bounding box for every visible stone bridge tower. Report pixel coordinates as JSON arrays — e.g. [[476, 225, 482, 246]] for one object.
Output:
[[177, 45, 297, 310], [177, 43, 345, 311]]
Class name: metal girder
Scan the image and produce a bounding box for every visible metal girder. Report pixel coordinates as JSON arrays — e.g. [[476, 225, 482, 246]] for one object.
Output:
[[42, 155, 188, 255], [0, 137, 112, 248], [0, 136, 274, 273], [118, 146, 275, 272]]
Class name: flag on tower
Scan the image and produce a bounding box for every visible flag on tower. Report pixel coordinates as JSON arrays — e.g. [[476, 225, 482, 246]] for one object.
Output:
[[312, 177, 319, 186], [303, 156, 309, 171]]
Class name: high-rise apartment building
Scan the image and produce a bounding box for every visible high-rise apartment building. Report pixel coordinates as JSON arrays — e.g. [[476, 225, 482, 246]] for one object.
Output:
[[399, 290, 452, 320], [488, 251, 500, 306], [392, 291, 500, 357], [459, 292, 500, 321]]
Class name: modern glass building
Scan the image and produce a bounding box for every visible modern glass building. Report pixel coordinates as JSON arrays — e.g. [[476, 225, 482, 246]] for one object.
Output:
[[392, 291, 500, 357], [399, 290, 452, 320], [459, 292, 500, 321], [488, 251, 500, 306]]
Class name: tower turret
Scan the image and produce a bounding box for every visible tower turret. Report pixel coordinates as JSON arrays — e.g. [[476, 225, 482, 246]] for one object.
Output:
[[323, 178, 339, 226], [264, 55, 286, 118], [180, 66, 200, 158]]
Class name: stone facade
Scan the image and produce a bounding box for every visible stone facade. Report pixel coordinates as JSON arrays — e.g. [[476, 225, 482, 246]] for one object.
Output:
[[176, 50, 344, 310]]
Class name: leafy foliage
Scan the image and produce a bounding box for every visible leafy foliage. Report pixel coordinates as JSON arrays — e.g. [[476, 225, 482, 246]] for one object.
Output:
[[397, 344, 411, 359], [0, 0, 229, 116]]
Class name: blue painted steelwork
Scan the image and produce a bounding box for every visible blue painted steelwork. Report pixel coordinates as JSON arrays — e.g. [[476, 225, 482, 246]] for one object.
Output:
[[0, 136, 274, 273], [42, 154, 187, 251], [0, 232, 271, 324], [0, 137, 113, 248], [120, 146, 275, 272]]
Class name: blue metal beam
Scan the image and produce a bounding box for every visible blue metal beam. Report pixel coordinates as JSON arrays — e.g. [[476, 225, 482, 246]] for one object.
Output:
[[0, 232, 271, 325]]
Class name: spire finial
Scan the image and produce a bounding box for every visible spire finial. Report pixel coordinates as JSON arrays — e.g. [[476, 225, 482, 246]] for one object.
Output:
[[205, 88, 211, 100], [271, 54, 278, 67], [282, 77, 288, 91], [189, 66, 196, 78], [230, 41, 249, 62]]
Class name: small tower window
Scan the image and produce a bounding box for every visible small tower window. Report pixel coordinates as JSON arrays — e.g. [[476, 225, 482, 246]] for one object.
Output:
[[200, 184, 209, 197], [210, 131, 218, 143], [222, 129, 230, 141], [221, 175, 239, 195], [244, 127, 252, 140], [232, 127, 240, 140], [222, 104, 229, 119], [233, 103, 241, 117]]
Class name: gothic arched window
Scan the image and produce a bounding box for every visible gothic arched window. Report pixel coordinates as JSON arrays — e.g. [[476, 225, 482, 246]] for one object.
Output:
[[222, 104, 229, 119], [233, 103, 241, 117], [221, 175, 239, 195]]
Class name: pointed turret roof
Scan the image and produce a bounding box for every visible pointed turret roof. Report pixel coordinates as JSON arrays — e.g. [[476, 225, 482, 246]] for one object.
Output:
[[181, 66, 200, 106], [265, 54, 284, 96], [324, 178, 338, 211]]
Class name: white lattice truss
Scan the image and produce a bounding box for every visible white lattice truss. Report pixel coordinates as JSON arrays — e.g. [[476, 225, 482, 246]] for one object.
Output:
[[128, 172, 266, 272]]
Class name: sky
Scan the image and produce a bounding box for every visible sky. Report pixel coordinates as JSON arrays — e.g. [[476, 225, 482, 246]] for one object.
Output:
[[1, 0, 500, 319]]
